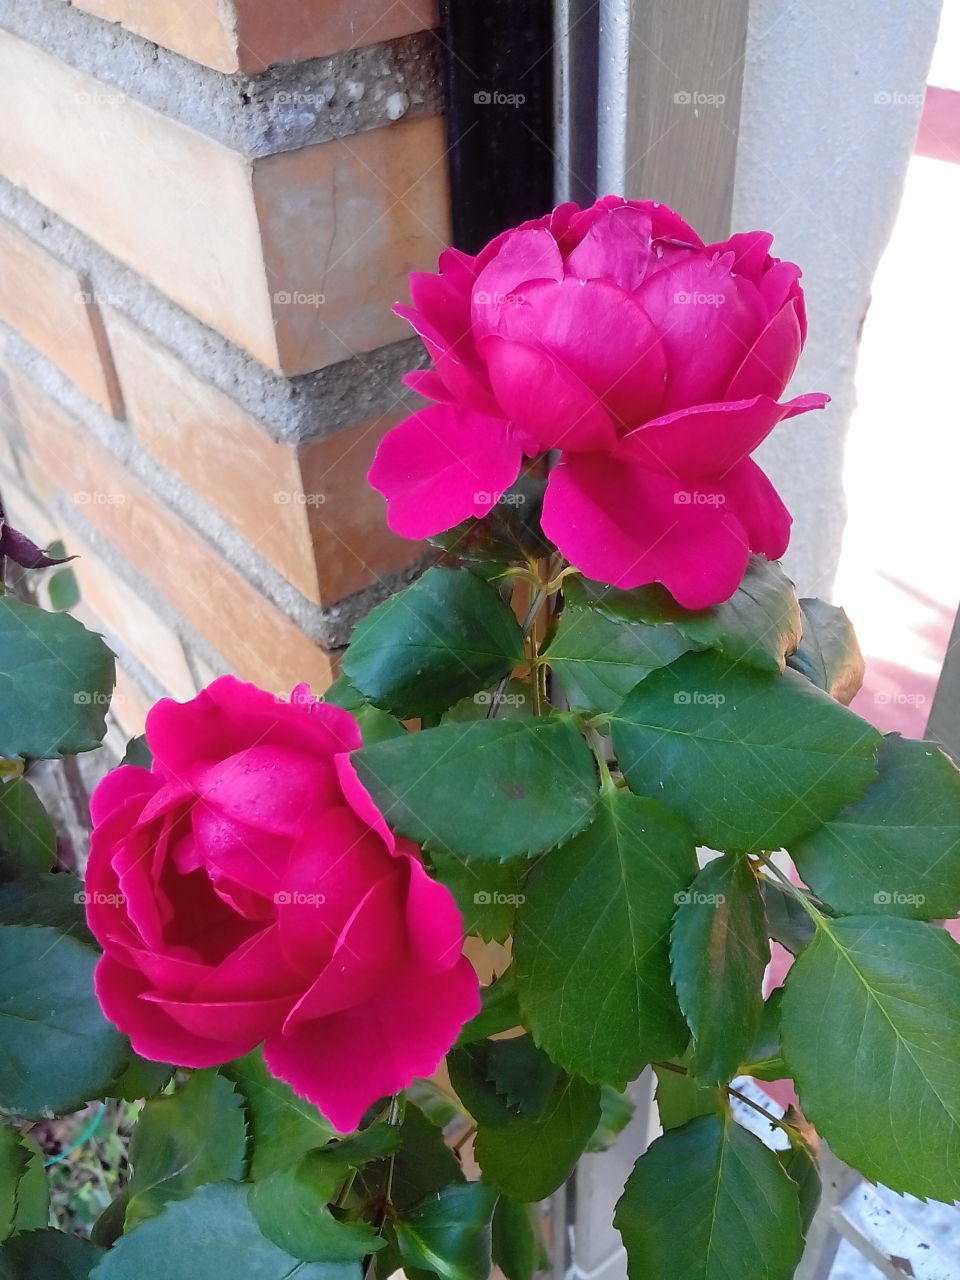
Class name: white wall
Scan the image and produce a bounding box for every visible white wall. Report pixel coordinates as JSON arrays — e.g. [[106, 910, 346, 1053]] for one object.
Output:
[[737, 0, 943, 598]]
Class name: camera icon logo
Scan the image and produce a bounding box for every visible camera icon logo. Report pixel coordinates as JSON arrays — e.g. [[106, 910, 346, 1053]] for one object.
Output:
[[674, 691, 691, 705], [873, 891, 891, 905], [474, 91, 492, 105], [274, 890, 292, 905], [674, 91, 692, 105], [473, 891, 492, 905]]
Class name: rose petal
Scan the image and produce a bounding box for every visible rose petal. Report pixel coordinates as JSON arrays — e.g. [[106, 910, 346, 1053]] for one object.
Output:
[[264, 954, 480, 1133], [195, 745, 341, 839], [404, 853, 469, 973], [89, 765, 158, 828], [367, 404, 529, 539], [716, 457, 793, 559], [565, 203, 657, 291], [471, 228, 564, 337], [480, 277, 667, 430], [95, 955, 257, 1067], [142, 991, 291, 1042], [725, 303, 803, 402], [542, 452, 753, 608]]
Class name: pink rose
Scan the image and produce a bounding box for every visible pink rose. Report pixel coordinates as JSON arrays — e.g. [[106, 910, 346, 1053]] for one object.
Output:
[[84, 676, 479, 1133], [368, 195, 828, 609]]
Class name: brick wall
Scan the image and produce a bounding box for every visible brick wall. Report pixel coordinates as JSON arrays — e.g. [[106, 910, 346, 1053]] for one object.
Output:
[[0, 0, 447, 743]]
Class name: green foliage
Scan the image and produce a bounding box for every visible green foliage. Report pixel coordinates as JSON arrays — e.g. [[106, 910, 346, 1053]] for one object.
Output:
[[0, 924, 127, 1116], [125, 1071, 247, 1228], [0, 779, 56, 882], [787, 597, 865, 704], [514, 790, 694, 1082], [395, 1183, 497, 1280], [614, 1113, 805, 1280], [491, 1197, 547, 1280], [352, 716, 598, 861], [782, 915, 960, 1200], [343, 567, 524, 719], [611, 652, 882, 852], [669, 855, 769, 1083], [0, 598, 115, 758], [0, 1230, 104, 1279], [791, 733, 960, 919], [222, 1050, 334, 1181]]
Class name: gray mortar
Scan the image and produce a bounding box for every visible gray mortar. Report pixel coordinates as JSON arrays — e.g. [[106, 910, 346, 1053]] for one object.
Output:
[[0, 0, 444, 159], [3, 325, 431, 649], [0, 177, 430, 445]]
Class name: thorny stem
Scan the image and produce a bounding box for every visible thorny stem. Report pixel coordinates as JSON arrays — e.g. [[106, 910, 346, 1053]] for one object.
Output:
[[754, 852, 827, 927], [487, 555, 562, 720]]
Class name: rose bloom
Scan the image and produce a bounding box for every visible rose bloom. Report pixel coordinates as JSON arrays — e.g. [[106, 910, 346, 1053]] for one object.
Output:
[[369, 195, 828, 609], [85, 676, 479, 1133]]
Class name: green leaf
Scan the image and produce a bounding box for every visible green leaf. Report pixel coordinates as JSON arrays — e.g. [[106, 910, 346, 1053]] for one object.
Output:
[[0, 598, 116, 758], [248, 1153, 386, 1263], [395, 1182, 497, 1280], [356, 1105, 461, 1216], [514, 790, 695, 1083], [429, 850, 527, 942], [586, 1085, 635, 1152], [791, 734, 960, 920], [343, 567, 524, 719], [778, 1140, 821, 1236], [222, 1049, 334, 1180], [0, 1230, 104, 1279], [320, 676, 407, 744], [442, 679, 532, 724], [111, 1055, 174, 1102], [45, 543, 81, 614], [472, 1072, 601, 1202], [568, 556, 802, 674], [91, 1183, 355, 1280], [456, 970, 521, 1046], [491, 1197, 546, 1280], [759, 878, 816, 955], [428, 473, 551, 566], [614, 1113, 805, 1280], [781, 915, 960, 1201], [787, 598, 865, 705], [125, 1070, 247, 1228], [740, 989, 789, 1082], [0, 924, 127, 1116], [0, 874, 96, 946], [13, 1136, 48, 1233], [610, 652, 881, 853], [544, 606, 690, 713], [0, 779, 56, 882], [670, 855, 769, 1083], [119, 735, 152, 769], [0, 1125, 30, 1241], [653, 1065, 723, 1132], [352, 716, 598, 862], [91, 1195, 128, 1250], [448, 1038, 558, 1130]]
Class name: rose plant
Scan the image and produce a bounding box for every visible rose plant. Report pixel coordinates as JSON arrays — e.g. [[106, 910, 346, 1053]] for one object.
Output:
[[2, 198, 960, 1280]]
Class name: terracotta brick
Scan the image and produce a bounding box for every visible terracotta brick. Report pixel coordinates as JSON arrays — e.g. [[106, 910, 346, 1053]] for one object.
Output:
[[0, 218, 122, 415], [299, 413, 423, 601], [64, 528, 197, 701], [0, 33, 276, 366], [65, 0, 437, 73], [253, 116, 451, 373], [101, 307, 320, 602], [11, 373, 335, 694], [0, 34, 450, 375]]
